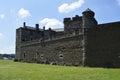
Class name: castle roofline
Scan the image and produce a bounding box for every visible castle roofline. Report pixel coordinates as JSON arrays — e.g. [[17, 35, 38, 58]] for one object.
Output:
[[17, 25, 57, 32], [98, 21, 120, 26], [17, 26, 42, 31], [82, 8, 94, 14], [85, 8, 92, 11]]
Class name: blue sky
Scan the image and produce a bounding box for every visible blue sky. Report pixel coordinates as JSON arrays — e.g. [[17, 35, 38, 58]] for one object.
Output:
[[0, 0, 120, 54]]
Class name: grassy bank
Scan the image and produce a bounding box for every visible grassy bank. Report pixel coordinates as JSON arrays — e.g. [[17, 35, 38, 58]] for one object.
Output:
[[0, 60, 119, 80]]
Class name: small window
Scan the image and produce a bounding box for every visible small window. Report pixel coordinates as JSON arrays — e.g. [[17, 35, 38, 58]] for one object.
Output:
[[40, 54, 44, 59], [59, 54, 64, 59]]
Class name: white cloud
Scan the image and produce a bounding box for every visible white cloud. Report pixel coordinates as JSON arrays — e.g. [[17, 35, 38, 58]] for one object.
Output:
[[0, 45, 15, 54], [58, 0, 85, 13], [18, 8, 31, 18], [40, 18, 63, 29], [0, 33, 3, 36], [117, 0, 120, 5], [0, 14, 5, 19], [0, 33, 4, 40]]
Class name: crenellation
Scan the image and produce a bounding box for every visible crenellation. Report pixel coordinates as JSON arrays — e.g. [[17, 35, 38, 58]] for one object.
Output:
[[64, 15, 83, 37], [72, 15, 82, 21], [63, 18, 71, 24]]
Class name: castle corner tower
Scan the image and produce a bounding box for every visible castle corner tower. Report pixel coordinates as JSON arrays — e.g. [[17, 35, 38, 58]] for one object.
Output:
[[82, 8, 97, 28], [82, 8, 98, 66]]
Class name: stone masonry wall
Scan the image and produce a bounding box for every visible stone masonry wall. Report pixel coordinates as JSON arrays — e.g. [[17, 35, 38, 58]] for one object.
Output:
[[85, 22, 120, 67], [20, 35, 83, 66]]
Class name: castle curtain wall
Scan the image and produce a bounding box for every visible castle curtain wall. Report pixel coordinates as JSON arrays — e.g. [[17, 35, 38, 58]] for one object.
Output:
[[20, 35, 83, 66], [85, 22, 120, 67]]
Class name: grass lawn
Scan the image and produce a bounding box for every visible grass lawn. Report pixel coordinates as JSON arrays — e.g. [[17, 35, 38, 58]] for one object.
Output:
[[0, 60, 119, 80]]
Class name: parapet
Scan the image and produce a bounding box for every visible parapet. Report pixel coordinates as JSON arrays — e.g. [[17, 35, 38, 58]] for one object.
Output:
[[63, 18, 71, 23], [72, 15, 82, 21]]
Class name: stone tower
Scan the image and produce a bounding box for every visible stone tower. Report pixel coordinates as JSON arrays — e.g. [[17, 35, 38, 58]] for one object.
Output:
[[82, 8, 98, 66], [63, 15, 82, 36], [82, 8, 97, 28], [63, 18, 71, 34]]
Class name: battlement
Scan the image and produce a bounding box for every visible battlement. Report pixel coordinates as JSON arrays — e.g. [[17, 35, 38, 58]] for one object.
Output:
[[72, 15, 82, 21], [63, 18, 71, 23], [63, 15, 82, 23]]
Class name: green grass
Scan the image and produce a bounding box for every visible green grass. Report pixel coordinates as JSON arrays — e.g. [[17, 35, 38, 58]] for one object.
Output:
[[0, 60, 119, 80]]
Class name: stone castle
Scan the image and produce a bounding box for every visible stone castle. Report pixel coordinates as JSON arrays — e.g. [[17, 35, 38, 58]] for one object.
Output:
[[15, 9, 120, 68]]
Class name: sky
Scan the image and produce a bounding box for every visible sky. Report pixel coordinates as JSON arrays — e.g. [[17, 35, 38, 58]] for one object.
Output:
[[0, 0, 120, 54]]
